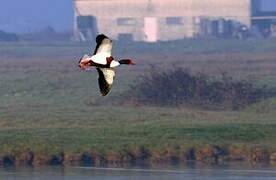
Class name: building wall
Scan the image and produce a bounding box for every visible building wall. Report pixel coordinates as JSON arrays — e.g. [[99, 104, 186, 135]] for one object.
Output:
[[74, 0, 251, 41]]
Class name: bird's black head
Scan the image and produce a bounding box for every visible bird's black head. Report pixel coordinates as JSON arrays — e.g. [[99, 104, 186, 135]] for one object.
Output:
[[96, 34, 108, 44]]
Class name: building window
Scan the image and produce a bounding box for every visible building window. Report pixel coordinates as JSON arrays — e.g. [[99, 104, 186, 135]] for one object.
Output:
[[118, 33, 133, 41], [117, 18, 136, 26], [166, 17, 184, 25], [77, 16, 97, 29]]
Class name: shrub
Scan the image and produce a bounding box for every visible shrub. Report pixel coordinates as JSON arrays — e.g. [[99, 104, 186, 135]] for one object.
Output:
[[125, 68, 276, 110]]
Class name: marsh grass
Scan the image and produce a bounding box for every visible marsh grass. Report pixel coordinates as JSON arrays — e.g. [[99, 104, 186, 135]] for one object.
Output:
[[0, 39, 276, 163]]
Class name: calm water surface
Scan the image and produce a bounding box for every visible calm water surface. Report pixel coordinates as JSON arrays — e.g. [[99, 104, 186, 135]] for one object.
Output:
[[1, 163, 276, 180]]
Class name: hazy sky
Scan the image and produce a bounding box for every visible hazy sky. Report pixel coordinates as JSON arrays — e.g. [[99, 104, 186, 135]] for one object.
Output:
[[0, 0, 276, 33], [0, 0, 73, 33]]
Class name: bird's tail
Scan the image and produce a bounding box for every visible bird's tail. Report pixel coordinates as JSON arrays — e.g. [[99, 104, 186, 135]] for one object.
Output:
[[79, 54, 90, 63]]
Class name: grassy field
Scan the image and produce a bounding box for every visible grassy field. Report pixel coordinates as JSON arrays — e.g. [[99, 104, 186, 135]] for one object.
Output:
[[0, 39, 276, 165]]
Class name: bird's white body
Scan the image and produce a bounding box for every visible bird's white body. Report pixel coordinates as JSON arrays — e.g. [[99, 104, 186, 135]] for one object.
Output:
[[88, 53, 120, 68]]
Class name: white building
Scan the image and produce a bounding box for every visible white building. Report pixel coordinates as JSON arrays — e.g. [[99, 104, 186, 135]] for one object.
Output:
[[74, 0, 251, 42]]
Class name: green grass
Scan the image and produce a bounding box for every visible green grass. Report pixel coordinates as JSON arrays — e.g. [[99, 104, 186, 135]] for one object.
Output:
[[0, 39, 276, 157], [0, 123, 275, 155]]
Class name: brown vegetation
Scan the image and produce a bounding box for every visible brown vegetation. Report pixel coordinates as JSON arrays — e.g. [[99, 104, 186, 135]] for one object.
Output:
[[125, 68, 276, 110], [1, 145, 276, 167]]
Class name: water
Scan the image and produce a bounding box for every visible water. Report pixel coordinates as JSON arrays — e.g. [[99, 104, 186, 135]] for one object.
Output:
[[1, 164, 276, 180]]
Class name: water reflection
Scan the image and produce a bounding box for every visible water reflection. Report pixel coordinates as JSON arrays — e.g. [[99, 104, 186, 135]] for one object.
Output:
[[1, 163, 276, 180]]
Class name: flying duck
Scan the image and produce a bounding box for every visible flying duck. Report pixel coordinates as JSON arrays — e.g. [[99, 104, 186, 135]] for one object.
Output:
[[78, 34, 135, 96]]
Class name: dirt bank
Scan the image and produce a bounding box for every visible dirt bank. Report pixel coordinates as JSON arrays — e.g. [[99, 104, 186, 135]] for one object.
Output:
[[0, 145, 276, 167]]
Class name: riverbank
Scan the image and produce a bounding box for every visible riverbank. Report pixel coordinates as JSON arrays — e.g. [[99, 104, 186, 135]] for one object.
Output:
[[1, 142, 276, 167], [1, 105, 276, 167]]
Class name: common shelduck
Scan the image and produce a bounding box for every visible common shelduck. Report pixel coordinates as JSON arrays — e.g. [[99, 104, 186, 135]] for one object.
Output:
[[78, 34, 135, 96]]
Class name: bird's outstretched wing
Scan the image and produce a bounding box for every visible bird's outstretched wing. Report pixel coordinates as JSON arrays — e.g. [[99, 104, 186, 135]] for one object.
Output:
[[96, 68, 115, 96], [93, 34, 113, 56]]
